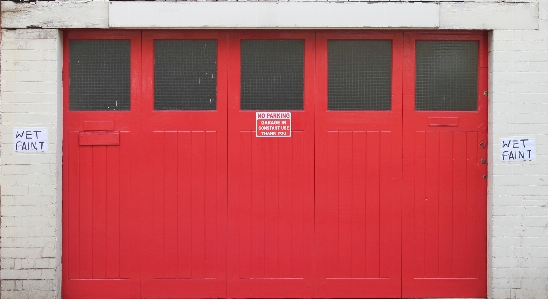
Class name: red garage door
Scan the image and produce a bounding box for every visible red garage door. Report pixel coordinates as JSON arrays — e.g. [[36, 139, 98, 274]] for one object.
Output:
[[62, 30, 487, 299], [314, 31, 403, 297], [226, 31, 316, 297], [139, 31, 229, 298], [402, 31, 488, 298], [62, 31, 142, 298]]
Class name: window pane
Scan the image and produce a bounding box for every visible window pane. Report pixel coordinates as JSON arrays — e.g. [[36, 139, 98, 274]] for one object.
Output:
[[328, 40, 392, 111], [415, 41, 478, 111], [70, 40, 130, 111], [154, 40, 217, 110], [241, 40, 304, 110]]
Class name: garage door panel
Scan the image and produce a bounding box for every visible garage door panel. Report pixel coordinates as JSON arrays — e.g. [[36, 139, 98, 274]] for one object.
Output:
[[143, 129, 227, 296], [314, 31, 403, 297], [402, 31, 488, 297], [315, 129, 403, 293], [227, 31, 315, 297], [66, 131, 135, 280], [63, 30, 143, 299], [408, 131, 484, 279], [232, 131, 309, 280], [140, 31, 228, 297], [228, 129, 314, 296], [149, 131, 221, 280], [321, 130, 398, 280]]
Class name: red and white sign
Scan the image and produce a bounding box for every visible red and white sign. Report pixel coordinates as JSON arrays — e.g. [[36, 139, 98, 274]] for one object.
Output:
[[256, 112, 291, 137]]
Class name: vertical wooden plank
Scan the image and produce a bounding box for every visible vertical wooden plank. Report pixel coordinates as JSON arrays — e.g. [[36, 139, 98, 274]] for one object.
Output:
[[265, 139, 280, 278], [92, 146, 108, 279], [365, 131, 380, 278], [291, 131, 304, 278], [314, 126, 329, 283], [153, 132, 165, 278], [278, 136, 293, 279], [119, 132, 132, 279], [338, 131, 353, 278], [204, 131, 218, 278], [239, 132, 252, 279], [351, 131, 366, 278], [379, 131, 393, 278], [79, 146, 93, 279], [251, 136, 266, 279], [466, 132, 479, 278], [164, 131, 178, 279], [191, 131, 206, 279], [424, 131, 440, 278], [413, 131, 426, 278], [325, 131, 339, 278], [105, 144, 121, 279], [438, 132, 454, 278], [68, 132, 80, 279], [214, 127, 228, 283], [178, 131, 192, 279], [452, 132, 467, 278]]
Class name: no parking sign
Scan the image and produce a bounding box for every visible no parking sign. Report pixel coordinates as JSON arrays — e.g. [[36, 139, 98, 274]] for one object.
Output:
[[256, 112, 291, 137]]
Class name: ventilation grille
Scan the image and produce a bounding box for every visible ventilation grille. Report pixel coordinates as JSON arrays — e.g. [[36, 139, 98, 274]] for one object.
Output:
[[416, 41, 478, 111], [70, 40, 130, 111], [241, 40, 304, 110], [328, 40, 392, 111], [154, 40, 217, 110]]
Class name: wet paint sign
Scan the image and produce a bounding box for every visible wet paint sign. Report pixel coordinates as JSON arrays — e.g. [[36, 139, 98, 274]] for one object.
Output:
[[256, 112, 291, 137], [500, 136, 535, 161], [14, 128, 48, 153]]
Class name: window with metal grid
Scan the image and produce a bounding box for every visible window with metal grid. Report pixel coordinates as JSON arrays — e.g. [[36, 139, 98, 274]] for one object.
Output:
[[328, 40, 392, 111], [154, 40, 217, 110], [240, 40, 304, 110], [69, 40, 130, 111], [415, 41, 478, 111]]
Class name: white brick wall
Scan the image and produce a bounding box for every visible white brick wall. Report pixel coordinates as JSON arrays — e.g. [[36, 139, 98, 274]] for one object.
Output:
[[0, 28, 62, 299], [488, 1, 548, 296], [1, 1, 547, 299]]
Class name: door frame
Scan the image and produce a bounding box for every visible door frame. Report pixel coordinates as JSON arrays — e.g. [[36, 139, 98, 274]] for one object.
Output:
[[62, 29, 488, 299]]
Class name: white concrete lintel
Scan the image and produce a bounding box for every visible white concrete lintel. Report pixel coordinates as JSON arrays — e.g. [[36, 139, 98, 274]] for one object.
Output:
[[1, 1, 109, 29], [109, 2, 440, 29], [440, 2, 538, 30], [0, 1, 539, 31]]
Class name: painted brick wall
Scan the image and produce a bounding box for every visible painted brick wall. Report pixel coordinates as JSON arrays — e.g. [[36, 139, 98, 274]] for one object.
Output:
[[489, 1, 548, 298], [0, 29, 62, 299], [0, 2, 2, 286]]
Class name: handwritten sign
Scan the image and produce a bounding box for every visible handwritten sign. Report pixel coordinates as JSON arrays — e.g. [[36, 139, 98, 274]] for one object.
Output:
[[500, 136, 535, 161], [256, 112, 291, 137], [14, 128, 48, 153]]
